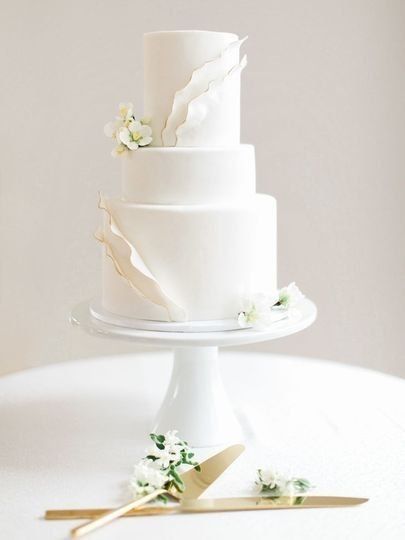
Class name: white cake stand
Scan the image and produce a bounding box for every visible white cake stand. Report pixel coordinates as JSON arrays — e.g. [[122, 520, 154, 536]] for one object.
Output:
[[71, 299, 316, 447]]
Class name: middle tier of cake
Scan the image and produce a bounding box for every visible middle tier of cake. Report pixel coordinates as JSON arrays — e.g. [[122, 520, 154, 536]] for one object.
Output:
[[100, 194, 277, 322], [121, 145, 255, 205]]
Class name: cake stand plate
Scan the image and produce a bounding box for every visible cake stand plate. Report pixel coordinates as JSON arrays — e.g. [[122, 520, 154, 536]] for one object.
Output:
[[71, 299, 317, 447]]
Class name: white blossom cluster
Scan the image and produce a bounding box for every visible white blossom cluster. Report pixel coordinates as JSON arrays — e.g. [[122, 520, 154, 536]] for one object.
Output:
[[238, 282, 305, 330], [104, 102, 153, 157], [130, 430, 200, 499], [256, 467, 311, 498], [130, 461, 168, 495]]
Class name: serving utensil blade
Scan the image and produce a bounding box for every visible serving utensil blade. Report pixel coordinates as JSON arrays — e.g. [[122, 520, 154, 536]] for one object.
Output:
[[69, 443, 244, 537], [47, 495, 368, 521], [180, 443, 245, 499]]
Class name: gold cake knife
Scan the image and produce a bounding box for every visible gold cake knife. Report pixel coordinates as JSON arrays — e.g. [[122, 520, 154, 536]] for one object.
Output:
[[46, 495, 368, 520]]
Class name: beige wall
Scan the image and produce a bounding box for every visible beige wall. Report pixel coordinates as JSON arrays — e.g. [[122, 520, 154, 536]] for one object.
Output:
[[1, 0, 404, 376]]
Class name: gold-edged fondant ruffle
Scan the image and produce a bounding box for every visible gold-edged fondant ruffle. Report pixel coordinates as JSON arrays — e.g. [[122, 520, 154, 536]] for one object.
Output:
[[96, 193, 186, 322], [161, 36, 248, 147]]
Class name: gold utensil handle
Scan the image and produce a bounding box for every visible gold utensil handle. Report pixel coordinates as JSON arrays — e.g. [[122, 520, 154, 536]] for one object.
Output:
[[46, 506, 175, 520], [70, 489, 166, 538]]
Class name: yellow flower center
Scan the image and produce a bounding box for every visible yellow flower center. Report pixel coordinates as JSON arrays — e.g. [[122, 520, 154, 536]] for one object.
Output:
[[131, 131, 142, 141], [119, 106, 128, 118]]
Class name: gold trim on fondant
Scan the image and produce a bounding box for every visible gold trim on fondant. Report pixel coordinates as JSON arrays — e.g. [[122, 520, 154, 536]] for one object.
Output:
[[96, 193, 186, 322], [161, 36, 248, 147], [175, 55, 247, 147]]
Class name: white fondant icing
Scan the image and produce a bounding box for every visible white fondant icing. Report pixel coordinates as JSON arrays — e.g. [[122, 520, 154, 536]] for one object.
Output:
[[161, 37, 247, 147], [97, 194, 186, 321], [121, 145, 255, 204], [98, 31, 279, 324], [176, 55, 247, 147], [101, 194, 277, 322], [144, 31, 241, 146]]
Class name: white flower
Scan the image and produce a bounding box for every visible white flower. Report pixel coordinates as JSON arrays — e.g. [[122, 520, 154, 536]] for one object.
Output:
[[129, 120, 152, 146], [238, 292, 279, 330], [146, 431, 186, 469], [164, 430, 182, 447], [276, 282, 305, 309], [257, 468, 289, 494], [130, 461, 168, 496], [118, 102, 134, 123], [237, 283, 305, 330], [119, 120, 153, 150], [146, 446, 181, 469], [129, 432, 200, 501], [103, 119, 121, 139], [118, 126, 137, 150], [111, 143, 126, 157], [256, 468, 312, 498], [104, 103, 153, 157]]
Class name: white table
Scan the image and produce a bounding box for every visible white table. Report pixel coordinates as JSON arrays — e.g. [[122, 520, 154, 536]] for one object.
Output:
[[1, 351, 405, 539]]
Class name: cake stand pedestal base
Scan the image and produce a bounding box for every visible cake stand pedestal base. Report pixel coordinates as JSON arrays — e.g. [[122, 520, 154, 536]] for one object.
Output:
[[71, 299, 316, 447], [153, 347, 242, 447]]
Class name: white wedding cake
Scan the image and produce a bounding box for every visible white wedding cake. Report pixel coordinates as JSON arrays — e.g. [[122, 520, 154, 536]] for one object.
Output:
[[97, 30, 277, 325]]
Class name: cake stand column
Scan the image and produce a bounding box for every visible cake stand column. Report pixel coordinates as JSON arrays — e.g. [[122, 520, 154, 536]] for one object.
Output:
[[152, 346, 243, 447]]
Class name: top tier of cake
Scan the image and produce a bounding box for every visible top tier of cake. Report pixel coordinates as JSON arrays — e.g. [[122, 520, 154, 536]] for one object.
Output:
[[144, 30, 245, 147]]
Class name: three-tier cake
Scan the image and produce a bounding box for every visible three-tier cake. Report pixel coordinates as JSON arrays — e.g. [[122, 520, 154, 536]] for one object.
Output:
[[97, 30, 277, 325]]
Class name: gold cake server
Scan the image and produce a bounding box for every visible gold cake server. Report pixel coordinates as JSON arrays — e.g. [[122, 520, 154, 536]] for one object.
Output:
[[47, 495, 368, 520], [69, 444, 244, 537]]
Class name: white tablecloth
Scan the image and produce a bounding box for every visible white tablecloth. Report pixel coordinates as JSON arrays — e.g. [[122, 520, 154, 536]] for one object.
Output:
[[1, 351, 405, 539]]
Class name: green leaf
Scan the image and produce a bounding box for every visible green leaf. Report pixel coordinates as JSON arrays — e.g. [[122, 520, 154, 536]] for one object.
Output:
[[145, 455, 159, 461], [292, 478, 312, 493], [169, 467, 183, 485], [150, 433, 166, 445], [167, 470, 185, 493]]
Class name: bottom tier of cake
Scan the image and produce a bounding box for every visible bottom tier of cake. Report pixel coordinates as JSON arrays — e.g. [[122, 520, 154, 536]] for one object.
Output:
[[100, 193, 277, 322]]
